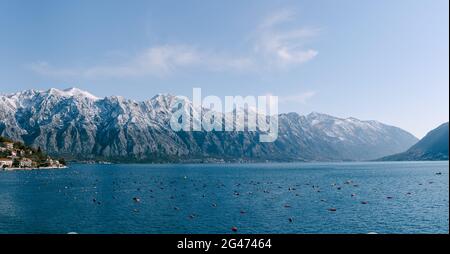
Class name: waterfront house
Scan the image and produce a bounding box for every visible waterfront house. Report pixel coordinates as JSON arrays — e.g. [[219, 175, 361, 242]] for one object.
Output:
[[2, 142, 14, 150], [0, 158, 13, 168], [19, 158, 33, 168], [46, 158, 54, 165]]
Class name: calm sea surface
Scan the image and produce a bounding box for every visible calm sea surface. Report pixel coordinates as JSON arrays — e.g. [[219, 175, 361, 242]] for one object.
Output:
[[0, 161, 448, 234]]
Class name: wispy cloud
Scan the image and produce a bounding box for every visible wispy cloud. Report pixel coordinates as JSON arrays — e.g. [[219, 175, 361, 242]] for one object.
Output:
[[29, 10, 318, 79], [280, 91, 317, 104], [30, 45, 254, 79], [254, 10, 319, 67]]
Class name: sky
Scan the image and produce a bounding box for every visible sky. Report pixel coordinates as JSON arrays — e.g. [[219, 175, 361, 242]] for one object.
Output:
[[0, 0, 448, 138]]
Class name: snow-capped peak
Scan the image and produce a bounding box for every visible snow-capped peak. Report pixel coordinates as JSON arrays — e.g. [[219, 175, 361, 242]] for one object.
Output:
[[47, 87, 100, 101], [0, 87, 419, 162]]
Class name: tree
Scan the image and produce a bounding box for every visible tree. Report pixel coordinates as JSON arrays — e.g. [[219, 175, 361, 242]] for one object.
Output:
[[0, 136, 13, 143], [59, 158, 67, 166], [0, 151, 11, 158], [12, 158, 20, 168]]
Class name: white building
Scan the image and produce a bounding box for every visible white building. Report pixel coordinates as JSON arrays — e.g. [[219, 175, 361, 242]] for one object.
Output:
[[46, 158, 52, 164], [0, 158, 13, 168], [19, 158, 33, 168], [3, 142, 14, 150]]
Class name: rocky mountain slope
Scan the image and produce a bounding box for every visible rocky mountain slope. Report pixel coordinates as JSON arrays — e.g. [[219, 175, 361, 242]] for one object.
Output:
[[0, 88, 418, 162], [380, 122, 448, 161]]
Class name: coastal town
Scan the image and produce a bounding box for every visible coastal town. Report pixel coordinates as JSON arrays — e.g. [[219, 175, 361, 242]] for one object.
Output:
[[0, 136, 66, 170]]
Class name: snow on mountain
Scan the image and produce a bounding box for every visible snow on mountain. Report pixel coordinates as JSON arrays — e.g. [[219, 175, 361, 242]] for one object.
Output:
[[0, 88, 418, 162]]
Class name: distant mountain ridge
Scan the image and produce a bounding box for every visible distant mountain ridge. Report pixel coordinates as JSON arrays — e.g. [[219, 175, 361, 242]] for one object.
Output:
[[380, 122, 449, 161], [0, 88, 418, 162]]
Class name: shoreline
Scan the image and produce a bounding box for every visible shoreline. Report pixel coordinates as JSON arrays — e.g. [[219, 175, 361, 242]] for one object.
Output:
[[71, 159, 450, 165], [2, 165, 68, 171]]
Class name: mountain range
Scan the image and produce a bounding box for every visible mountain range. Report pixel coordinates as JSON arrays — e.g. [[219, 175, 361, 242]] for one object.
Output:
[[0, 88, 418, 162], [380, 122, 449, 161]]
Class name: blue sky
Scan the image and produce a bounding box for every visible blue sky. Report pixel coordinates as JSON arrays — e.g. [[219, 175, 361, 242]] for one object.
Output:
[[0, 0, 448, 138]]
